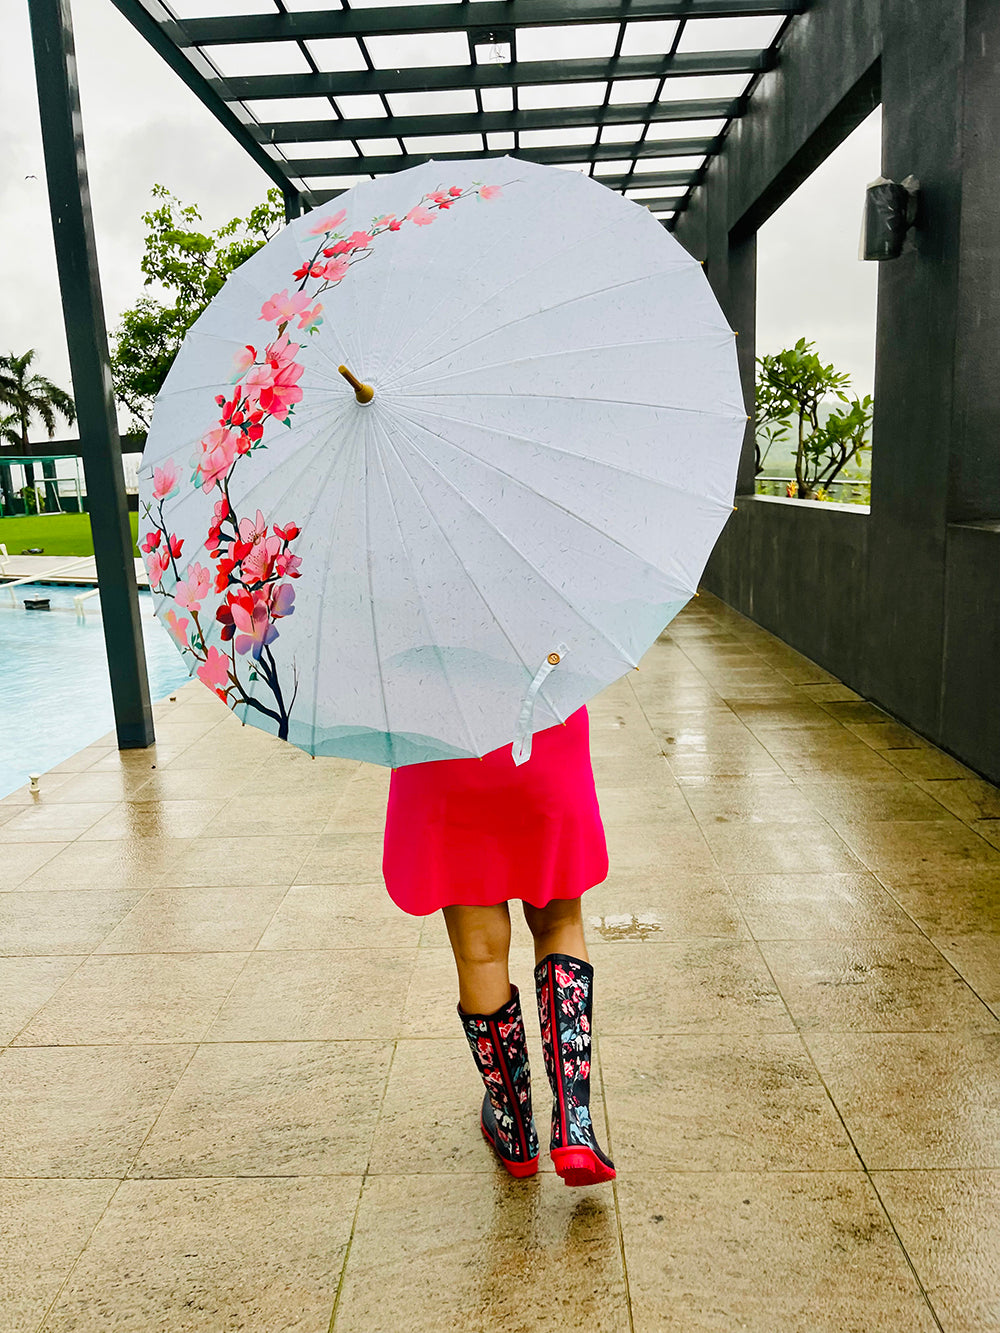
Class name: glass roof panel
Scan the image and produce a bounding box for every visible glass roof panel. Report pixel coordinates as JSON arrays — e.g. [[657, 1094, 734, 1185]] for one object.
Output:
[[608, 80, 660, 106], [645, 118, 726, 140], [626, 186, 686, 199], [303, 38, 370, 73], [386, 89, 479, 117], [518, 83, 608, 111], [201, 42, 312, 77], [351, 0, 461, 6], [633, 155, 705, 174], [551, 163, 591, 174], [593, 160, 634, 177], [403, 133, 484, 154], [279, 0, 342, 8], [357, 138, 403, 156], [480, 87, 514, 113], [515, 24, 619, 63], [486, 132, 515, 151], [366, 32, 470, 69], [598, 123, 645, 144], [519, 127, 599, 149], [659, 74, 753, 100], [675, 16, 784, 53], [288, 140, 359, 158], [244, 97, 335, 121], [168, 0, 277, 15], [334, 94, 388, 118], [619, 21, 680, 58]]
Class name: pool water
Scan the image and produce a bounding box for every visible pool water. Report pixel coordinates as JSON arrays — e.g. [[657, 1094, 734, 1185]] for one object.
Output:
[[0, 584, 194, 797]]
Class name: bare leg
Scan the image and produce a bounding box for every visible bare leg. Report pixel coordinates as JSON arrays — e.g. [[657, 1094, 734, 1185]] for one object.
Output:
[[443, 902, 513, 1014], [522, 896, 589, 966]]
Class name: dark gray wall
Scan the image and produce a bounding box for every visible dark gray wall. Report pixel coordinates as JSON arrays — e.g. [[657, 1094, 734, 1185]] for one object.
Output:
[[678, 0, 1000, 784]]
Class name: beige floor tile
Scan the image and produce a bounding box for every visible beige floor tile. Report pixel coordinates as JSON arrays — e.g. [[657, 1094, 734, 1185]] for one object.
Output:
[[806, 1031, 1000, 1168], [835, 818, 1000, 883], [0, 889, 146, 956], [758, 937, 999, 1032], [160, 834, 317, 888], [0, 955, 85, 1045], [871, 1169, 1000, 1333], [132, 766, 265, 802], [602, 1033, 858, 1172], [885, 868, 1000, 934], [78, 799, 227, 841], [0, 1043, 193, 1176], [14, 952, 249, 1046], [802, 682, 864, 703], [583, 871, 747, 940], [588, 940, 795, 1035], [603, 822, 717, 873], [257, 883, 420, 950], [884, 748, 980, 781], [697, 821, 864, 873], [913, 775, 1000, 823], [791, 778, 954, 825], [292, 832, 386, 884], [131, 1040, 391, 1177], [844, 719, 933, 751], [724, 871, 919, 939], [94, 886, 287, 954], [201, 795, 338, 838], [665, 748, 787, 779], [30, 769, 157, 803], [617, 1171, 938, 1333], [19, 837, 190, 892], [593, 784, 691, 825], [0, 841, 68, 891], [679, 775, 822, 824], [39, 1176, 361, 1333], [0, 802, 118, 843], [0, 1179, 118, 1333], [332, 1173, 629, 1332], [725, 699, 846, 727], [931, 933, 1000, 1006], [776, 749, 904, 781], [207, 948, 416, 1041]]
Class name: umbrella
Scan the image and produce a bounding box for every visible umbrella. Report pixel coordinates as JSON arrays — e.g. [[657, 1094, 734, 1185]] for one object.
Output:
[[138, 156, 745, 766]]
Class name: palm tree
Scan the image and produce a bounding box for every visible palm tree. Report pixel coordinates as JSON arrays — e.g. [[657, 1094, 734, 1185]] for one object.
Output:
[[0, 350, 76, 513]]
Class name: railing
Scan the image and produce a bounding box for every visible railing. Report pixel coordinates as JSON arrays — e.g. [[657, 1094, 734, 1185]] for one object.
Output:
[[0, 558, 93, 606]]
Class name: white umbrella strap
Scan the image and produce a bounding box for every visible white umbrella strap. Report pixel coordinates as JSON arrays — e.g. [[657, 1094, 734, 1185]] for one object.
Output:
[[511, 644, 569, 767]]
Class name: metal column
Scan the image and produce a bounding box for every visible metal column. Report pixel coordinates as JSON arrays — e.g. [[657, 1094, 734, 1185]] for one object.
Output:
[[28, 0, 155, 748]]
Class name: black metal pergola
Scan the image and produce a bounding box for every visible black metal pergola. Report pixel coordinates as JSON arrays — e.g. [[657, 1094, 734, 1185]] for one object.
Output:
[[26, 0, 804, 751]]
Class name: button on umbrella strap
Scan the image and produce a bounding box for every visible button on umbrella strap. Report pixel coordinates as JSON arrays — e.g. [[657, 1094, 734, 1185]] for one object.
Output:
[[511, 644, 569, 766]]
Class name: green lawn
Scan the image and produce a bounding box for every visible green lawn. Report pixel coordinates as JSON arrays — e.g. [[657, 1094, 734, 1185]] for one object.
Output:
[[0, 512, 140, 558]]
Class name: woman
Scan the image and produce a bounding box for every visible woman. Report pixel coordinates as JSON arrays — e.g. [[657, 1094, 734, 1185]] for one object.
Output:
[[382, 704, 615, 1186]]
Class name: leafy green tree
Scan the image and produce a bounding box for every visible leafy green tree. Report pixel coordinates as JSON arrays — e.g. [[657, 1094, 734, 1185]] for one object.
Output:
[[111, 184, 286, 430], [754, 337, 873, 499], [0, 349, 76, 511]]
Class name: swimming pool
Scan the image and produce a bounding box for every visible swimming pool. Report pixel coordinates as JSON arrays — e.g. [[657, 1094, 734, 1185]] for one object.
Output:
[[0, 583, 193, 798]]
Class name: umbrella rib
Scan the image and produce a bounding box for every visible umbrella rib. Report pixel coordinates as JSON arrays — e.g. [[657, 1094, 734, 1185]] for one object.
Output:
[[389, 400, 724, 593], [362, 412, 395, 751], [369, 412, 482, 758], [399, 389, 744, 419], [392, 398, 738, 509], [385, 406, 641, 673], [388, 263, 708, 393]]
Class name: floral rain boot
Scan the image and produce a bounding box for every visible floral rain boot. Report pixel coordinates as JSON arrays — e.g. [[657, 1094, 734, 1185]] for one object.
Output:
[[535, 953, 616, 1186], [458, 983, 540, 1178]]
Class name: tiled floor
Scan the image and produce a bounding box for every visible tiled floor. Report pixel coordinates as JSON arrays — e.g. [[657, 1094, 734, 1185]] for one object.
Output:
[[2, 590, 999, 1332]]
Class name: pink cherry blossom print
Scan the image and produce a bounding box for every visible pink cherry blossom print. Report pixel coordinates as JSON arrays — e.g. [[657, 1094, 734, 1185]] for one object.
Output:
[[151, 458, 179, 501], [260, 289, 313, 324], [306, 208, 346, 235], [231, 345, 256, 380], [196, 426, 239, 491], [140, 529, 161, 555], [196, 645, 231, 697], [163, 608, 189, 645], [173, 561, 212, 614], [406, 205, 435, 227], [231, 593, 280, 659], [478, 184, 501, 200]]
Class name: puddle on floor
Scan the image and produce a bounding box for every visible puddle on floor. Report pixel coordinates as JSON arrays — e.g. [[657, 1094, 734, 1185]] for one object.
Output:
[[588, 912, 664, 941]]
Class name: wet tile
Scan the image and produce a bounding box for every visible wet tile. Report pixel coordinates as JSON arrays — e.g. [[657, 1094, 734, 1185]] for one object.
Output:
[[617, 1172, 938, 1333], [258, 884, 420, 950], [0, 889, 145, 956], [14, 952, 249, 1045], [806, 1032, 1000, 1167], [19, 837, 190, 892], [95, 886, 287, 954], [792, 778, 953, 826], [333, 1174, 629, 1332], [29, 769, 156, 803], [588, 940, 794, 1035], [801, 682, 863, 703], [871, 1169, 1000, 1333], [292, 832, 385, 884], [758, 938, 999, 1032], [724, 871, 919, 939], [680, 776, 821, 824], [0, 1179, 117, 1333], [728, 700, 850, 728], [885, 869, 1000, 934], [602, 1033, 858, 1171], [208, 949, 416, 1041], [603, 822, 716, 873], [201, 795, 338, 838], [834, 818, 1000, 884], [132, 766, 265, 802], [0, 956, 85, 1044], [0, 802, 118, 843], [776, 749, 904, 781], [844, 720, 932, 750], [0, 841, 67, 891], [665, 748, 786, 779], [697, 821, 864, 873], [913, 776, 1000, 824], [931, 934, 1000, 1006], [161, 834, 317, 887], [79, 799, 226, 841], [131, 1040, 390, 1177], [0, 1043, 193, 1176], [884, 748, 979, 781], [584, 871, 747, 939], [39, 1176, 361, 1333]]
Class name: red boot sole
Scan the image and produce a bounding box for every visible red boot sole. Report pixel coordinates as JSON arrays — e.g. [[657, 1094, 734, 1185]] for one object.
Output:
[[551, 1146, 616, 1187], [480, 1121, 539, 1178]]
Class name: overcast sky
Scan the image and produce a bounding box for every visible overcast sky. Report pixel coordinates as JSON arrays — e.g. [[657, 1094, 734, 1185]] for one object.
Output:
[[2, 0, 881, 430]]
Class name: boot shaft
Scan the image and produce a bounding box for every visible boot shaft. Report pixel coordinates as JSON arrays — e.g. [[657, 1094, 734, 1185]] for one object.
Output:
[[458, 983, 539, 1164], [534, 953, 600, 1153]]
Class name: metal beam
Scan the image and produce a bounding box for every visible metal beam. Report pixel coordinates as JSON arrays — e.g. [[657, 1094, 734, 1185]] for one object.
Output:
[[250, 98, 738, 146], [180, 0, 805, 45], [303, 166, 695, 204], [286, 140, 715, 178], [27, 0, 155, 749], [216, 49, 772, 102]]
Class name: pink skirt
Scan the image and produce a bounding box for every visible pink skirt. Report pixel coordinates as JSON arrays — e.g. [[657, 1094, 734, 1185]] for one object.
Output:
[[381, 706, 609, 916]]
